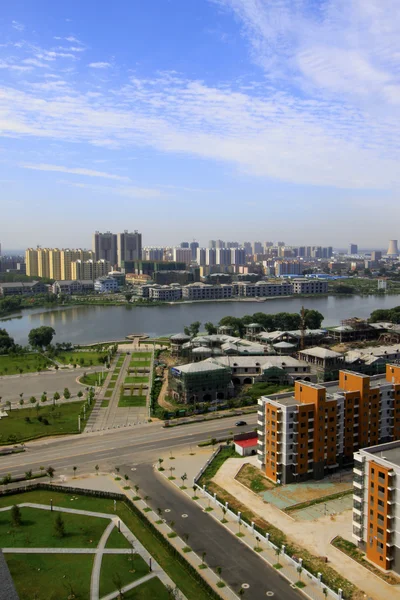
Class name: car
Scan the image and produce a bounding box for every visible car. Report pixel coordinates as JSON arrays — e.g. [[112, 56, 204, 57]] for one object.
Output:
[[235, 420, 247, 426]]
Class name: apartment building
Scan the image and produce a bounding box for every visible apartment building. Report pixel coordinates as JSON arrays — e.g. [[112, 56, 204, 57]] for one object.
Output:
[[291, 279, 328, 294], [149, 285, 183, 301], [94, 276, 119, 293], [25, 248, 94, 279], [234, 281, 293, 297], [182, 283, 233, 300], [117, 230, 142, 267], [0, 281, 48, 296], [169, 361, 233, 403], [93, 231, 118, 265], [71, 259, 111, 281], [353, 440, 400, 573], [257, 365, 400, 484], [52, 280, 94, 295]]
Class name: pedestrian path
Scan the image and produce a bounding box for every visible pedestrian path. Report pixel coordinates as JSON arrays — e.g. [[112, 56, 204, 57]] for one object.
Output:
[[0, 500, 182, 600]]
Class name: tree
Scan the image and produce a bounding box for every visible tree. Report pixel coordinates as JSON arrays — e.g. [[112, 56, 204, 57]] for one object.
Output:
[[46, 466, 55, 478], [201, 551, 207, 567], [77, 390, 83, 398], [297, 565, 303, 583], [0, 328, 15, 353], [25, 469, 33, 480], [275, 547, 281, 564], [204, 322, 217, 335], [53, 391, 60, 404], [95, 464, 99, 475], [29, 396, 36, 407], [73, 466, 77, 477], [11, 504, 22, 527], [19, 398, 24, 407], [125, 292, 133, 302], [63, 388, 70, 400], [28, 326, 56, 349], [41, 393, 47, 403], [54, 513, 65, 538], [5, 400, 11, 412], [112, 572, 124, 600], [216, 566, 222, 582], [158, 458, 164, 470], [303, 309, 324, 329], [189, 321, 201, 337]]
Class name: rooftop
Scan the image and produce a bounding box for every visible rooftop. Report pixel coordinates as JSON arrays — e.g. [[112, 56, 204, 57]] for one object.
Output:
[[299, 347, 343, 359], [234, 438, 258, 448], [363, 440, 400, 468], [172, 361, 229, 374]]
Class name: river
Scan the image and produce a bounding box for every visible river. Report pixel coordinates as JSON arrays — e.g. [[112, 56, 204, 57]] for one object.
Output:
[[2, 295, 400, 345]]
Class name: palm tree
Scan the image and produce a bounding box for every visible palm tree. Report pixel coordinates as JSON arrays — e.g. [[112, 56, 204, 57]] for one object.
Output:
[[73, 466, 77, 478], [158, 458, 164, 470], [275, 547, 281, 564], [124, 474, 129, 482]]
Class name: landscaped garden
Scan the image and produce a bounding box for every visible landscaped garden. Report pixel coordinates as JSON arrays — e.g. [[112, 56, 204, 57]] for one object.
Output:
[[124, 376, 149, 383], [0, 401, 92, 445], [79, 371, 107, 387], [0, 488, 215, 600], [0, 353, 51, 376], [119, 395, 147, 407], [56, 351, 107, 366]]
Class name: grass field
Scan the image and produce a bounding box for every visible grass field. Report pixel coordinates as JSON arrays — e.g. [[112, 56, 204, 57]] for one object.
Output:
[[79, 371, 106, 386], [105, 527, 132, 549], [118, 396, 147, 407], [0, 507, 108, 548], [124, 577, 170, 599], [0, 401, 90, 444], [57, 351, 107, 366], [129, 360, 151, 367], [99, 553, 149, 597], [0, 353, 51, 376], [6, 553, 93, 600], [101, 400, 110, 407], [0, 490, 214, 600], [124, 376, 149, 383], [105, 390, 113, 398]]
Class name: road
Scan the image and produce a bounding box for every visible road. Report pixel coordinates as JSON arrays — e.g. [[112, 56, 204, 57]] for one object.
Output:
[[122, 463, 301, 600], [0, 414, 257, 479]]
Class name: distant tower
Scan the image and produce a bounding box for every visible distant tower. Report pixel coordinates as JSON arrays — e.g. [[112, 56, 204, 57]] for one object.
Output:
[[387, 240, 399, 257], [378, 279, 387, 292]]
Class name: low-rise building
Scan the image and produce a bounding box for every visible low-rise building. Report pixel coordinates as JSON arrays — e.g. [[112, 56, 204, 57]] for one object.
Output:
[[353, 440, 400, 573], [257, 365, 400, 485], [149, 286, 182, 301], [169, 360, 233, 403], [94, 276, 119, 293], [291, 279, 328, 294], [52, 280, 94, 295], [0, 281, 48, 296], [212, 355, 312, 385], [182, 283, 233, 300], [297, 347, 345, 380], [234, 281, 293, 297]]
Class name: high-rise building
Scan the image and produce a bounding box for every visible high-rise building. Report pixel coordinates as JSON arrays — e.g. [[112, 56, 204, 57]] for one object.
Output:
[[252, 241, 263, 254], [71, 259, 111, 281], [25, 248, 39, 276], [371, 251, 382, 261], [190, 241, 199, 260], [206, 248, 216, 266], [93, 231, 118, 265], [274, 261, 302, 276], [180, 242, 189, 248], [172, 247, 192, 264], [215, 240, 225, 249], [209, 240, 216, 249], [349, 243, 358, 255], [230, 247, 246, 266], [37, 248, 50, 278], [243, 242, 252, 256], [216, 248, 231, 266], [142, 247, 164, 261], [196, 247, 206, 266], [257, 366, 400, 485], [227, 241, 239, 249], [60, 249, 94, 280], [117, 230, 142, 267], [48, 249, 62, 281]]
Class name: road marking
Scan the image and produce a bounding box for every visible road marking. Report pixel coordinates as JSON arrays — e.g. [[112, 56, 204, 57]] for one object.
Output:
[[266, 592, 274, 597], [242, 584, 250, 589], [164, 509, 171, 513], [182, 514, 188, 518]]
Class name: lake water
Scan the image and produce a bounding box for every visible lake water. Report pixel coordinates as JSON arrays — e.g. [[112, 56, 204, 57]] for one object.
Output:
[[2, 295, 400, 345]]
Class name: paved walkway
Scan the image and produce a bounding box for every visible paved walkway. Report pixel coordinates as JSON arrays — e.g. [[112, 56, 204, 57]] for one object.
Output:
[[0, 498, 183, 600]]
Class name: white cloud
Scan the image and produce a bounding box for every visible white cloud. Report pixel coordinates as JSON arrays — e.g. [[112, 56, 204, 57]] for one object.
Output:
[[23, 58, 50, 68], [88, 62, 111, 69], [12, 20, 24, 32], [0, 61, 31, 71], [21, 163, 131, 182], [57, 179, 166, 198]]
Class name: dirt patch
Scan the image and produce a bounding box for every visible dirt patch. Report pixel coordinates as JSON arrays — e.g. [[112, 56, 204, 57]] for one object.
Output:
[[235, 464, 275, 493]]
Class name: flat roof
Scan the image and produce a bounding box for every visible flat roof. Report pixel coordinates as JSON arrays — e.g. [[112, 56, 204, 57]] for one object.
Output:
[[363, 441, 400, 468]]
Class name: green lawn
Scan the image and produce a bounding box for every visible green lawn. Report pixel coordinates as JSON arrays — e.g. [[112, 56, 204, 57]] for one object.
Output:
[[101, 400, 110, 407], [79, 371, 106, 386], [6, 553, 93, 600], [124, 376, 149, 383], [0, 490, 213, 600], [129, 360, 151, 367], [0, 507, 108, 548], [108, 382, 116, 389], [0, 401, 91, 445], [99, 553, 149, 597], [118, 396, 147, 407], [124, 577, 170, 599], [105, 390, 113, 398], [56, 351, 107, 366], [0, 353, 51, 376], [105, 526, 133, 549], [131, 352, 152, 358]]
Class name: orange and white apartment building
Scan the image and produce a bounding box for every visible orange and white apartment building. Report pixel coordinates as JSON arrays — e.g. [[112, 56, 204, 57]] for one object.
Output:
[[257, 364, 400, 484], [353, 440, 400, 573]]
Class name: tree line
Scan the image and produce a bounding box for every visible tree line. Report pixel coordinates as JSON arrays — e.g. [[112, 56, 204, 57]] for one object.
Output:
[[369, 306, 400, 324], [184, 309, 324, 338]]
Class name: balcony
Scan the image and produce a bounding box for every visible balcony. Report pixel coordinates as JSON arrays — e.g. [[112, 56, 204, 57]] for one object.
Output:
[[257, 430, 264, 438], [353, 467, 363, 477], [353, 514, 363, 525]]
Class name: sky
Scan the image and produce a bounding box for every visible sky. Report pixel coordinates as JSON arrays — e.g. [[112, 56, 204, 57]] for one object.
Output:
[[1, 0, 400, 250]]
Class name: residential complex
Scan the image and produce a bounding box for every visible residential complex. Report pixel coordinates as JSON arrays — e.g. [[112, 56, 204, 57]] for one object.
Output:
[[169, 361, 233, 403], [353, 439, 400, 573], [117, 230, 142, 267], [0, 280, 48, 296], [25, 248, 94, 280], [71, 259, 111, 281], [257, 365, 400, 485]]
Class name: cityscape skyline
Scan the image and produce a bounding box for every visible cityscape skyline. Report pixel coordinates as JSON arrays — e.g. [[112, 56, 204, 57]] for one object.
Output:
[[2, 0, 400, 248]]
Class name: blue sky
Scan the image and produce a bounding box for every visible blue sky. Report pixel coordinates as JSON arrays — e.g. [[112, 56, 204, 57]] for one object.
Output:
[[1, 0, 399, 250]]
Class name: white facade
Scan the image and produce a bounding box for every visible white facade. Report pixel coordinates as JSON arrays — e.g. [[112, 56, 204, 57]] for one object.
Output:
[[292, 279, 328, 294], [172, 247, 192, 264], [149, 286, 183, 301], [234, 282, 293, 297], [182, 283, 233, 300]]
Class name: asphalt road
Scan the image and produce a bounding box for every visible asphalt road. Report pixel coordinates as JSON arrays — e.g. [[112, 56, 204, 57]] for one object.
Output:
[[125, 463, 301, 600], [0, 414, 257, 479]]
